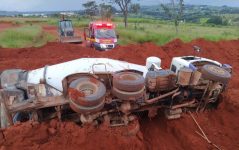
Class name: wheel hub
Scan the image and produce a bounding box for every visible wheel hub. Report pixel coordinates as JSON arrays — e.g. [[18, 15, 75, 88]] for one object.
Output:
[[80, 88, 94, 96]]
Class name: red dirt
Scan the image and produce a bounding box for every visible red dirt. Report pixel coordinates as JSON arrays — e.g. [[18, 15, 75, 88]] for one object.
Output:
[[0, 22, 20, 32], [42, 25, 58, 37], [0, 39, 239, 150]]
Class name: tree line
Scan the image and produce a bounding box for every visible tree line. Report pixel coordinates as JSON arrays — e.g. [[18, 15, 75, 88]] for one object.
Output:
[[82, 0, 184, 34], [82, 0, 140, 28]]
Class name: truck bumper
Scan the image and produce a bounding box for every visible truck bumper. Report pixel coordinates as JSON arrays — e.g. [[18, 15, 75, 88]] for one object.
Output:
[[94, 43, 116, 51]]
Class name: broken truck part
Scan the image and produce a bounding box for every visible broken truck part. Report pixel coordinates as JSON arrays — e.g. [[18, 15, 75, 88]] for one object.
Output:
[[0, 56, 232, 128]]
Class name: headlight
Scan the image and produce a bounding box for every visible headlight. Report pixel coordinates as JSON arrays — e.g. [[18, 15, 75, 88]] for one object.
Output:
[[95, 39, 100, 43], [114, 39, 117, 43], [100, 44, 107, 48], [222, 64, 232, 74]]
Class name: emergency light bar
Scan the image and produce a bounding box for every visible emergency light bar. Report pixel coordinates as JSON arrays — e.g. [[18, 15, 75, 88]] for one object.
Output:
[[96, 23, 112, 26]]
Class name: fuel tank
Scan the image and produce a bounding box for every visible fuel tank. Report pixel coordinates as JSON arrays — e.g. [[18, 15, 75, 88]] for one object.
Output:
[[146, 69, 176, 92]]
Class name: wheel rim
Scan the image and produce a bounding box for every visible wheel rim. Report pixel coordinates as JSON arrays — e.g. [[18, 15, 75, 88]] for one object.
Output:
[[77, 82, 97, 96]]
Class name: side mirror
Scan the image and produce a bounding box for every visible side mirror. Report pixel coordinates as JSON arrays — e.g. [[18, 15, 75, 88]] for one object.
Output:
[[117, 34, 119, 39], [222, 64, 233, 74], [193, 45, 201, 53]]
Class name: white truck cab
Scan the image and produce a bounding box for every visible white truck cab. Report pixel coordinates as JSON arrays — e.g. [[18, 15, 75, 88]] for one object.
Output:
[[170, 56, 223, 74]]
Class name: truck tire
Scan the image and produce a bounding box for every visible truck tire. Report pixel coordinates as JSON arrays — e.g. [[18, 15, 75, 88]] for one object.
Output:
[[201, 65, 231, 85], [68, 77, 106, 108], [113, 72, 145, 92], [112, 87, 145, 101]]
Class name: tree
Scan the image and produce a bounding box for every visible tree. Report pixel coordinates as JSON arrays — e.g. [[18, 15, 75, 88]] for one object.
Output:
[[206, 16, 228, 25], [161, 0, 184, 34], [112, 0, 131, 28], [100, 3, 113, 21], [130, 3, 140, 29], [82, 1, 98, 20]]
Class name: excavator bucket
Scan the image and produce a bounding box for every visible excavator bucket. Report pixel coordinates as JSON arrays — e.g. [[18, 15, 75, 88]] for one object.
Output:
[[59, 36, 83, 43]]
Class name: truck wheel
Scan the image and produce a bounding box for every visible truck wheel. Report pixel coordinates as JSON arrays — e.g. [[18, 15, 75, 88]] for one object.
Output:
[[201, 65, 231, 84], [68, 77, 106, 108], [113, 72, 145, 92], [112, 87, 145, 101]]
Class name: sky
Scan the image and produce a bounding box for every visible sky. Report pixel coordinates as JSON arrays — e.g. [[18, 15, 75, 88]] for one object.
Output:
[[0, 0, 239, 12]]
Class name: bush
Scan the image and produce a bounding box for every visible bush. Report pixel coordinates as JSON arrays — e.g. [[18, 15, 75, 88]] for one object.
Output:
[[206, 16, 228, 25]]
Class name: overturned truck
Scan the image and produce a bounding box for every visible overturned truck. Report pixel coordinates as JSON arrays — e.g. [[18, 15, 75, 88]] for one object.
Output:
[[0, 56, 232, 128]]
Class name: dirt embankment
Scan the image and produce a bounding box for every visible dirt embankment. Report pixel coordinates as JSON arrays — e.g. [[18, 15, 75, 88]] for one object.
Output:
[[0, 39, 239, 150]]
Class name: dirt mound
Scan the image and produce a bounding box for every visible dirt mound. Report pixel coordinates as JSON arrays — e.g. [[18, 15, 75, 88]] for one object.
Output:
[[0, 42, 170, 70], [0, 120, 144, 150], [0, 39, 239, 150]]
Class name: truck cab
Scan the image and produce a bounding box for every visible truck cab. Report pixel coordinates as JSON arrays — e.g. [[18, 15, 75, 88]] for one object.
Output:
[[170, 56, 232, 74], [84, 21, 118, 51]]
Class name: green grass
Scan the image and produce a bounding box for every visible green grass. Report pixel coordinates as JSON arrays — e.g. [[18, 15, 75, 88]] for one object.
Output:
[[0, 17, 238, 47], [199, 18, 210, 24], [0, 25, 55, 48], [116, 22, 239, 45], [112, 17, 165, 24]]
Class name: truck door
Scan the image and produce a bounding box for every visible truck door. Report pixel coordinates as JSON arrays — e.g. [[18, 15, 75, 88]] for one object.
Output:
[[84, 28, 90, 40], [84, 28, 93, 47]]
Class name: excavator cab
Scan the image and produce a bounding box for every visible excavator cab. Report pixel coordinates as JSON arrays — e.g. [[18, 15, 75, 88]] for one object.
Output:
[[59, 20, 74, 37], [58, 19, 82, 43]]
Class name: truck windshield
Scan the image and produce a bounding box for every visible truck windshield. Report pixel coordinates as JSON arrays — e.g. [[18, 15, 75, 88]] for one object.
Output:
[[95, 29, 116, 39]]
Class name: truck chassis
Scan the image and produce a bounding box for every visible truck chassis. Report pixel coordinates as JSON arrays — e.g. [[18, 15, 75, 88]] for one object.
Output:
[[0, 57, 231, 128]]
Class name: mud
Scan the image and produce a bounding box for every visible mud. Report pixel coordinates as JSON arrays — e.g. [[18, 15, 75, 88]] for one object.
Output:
[[0, 39, 239, 150]]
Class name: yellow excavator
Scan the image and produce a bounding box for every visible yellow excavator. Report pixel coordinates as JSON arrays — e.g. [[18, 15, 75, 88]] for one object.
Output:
[[58, 17, 82, 43]]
